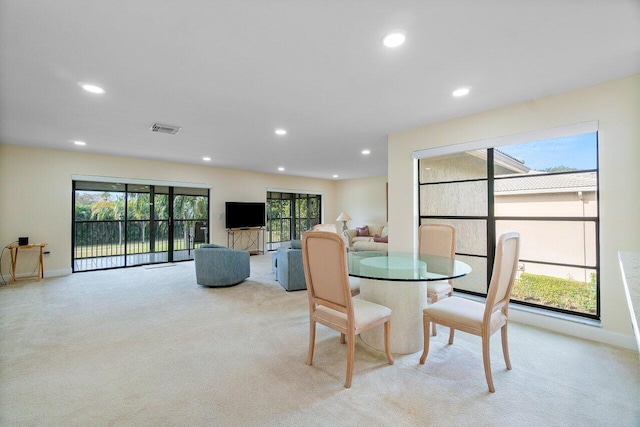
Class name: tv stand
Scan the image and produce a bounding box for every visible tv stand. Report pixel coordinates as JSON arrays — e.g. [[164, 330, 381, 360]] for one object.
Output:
[[227, 227, 264, 255]]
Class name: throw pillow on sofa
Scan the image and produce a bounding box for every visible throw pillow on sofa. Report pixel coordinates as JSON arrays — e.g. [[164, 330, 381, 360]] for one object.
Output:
[[356, 226, 369, 236], [373, 234, 388, 243]]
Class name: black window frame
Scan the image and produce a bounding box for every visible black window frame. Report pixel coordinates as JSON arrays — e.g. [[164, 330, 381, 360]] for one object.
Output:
[[418, 136, 600, 320], [266, 191, 322, 250]]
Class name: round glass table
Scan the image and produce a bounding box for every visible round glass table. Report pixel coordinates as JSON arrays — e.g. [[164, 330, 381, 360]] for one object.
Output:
[[348, 251, 472, 354]]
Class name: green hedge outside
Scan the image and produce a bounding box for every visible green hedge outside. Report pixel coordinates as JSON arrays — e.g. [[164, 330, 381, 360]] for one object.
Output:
[[511, 272, 597, 315]]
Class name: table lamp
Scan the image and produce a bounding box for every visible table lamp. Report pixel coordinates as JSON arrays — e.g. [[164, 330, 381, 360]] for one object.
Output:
[[336, 212, 352, 233]]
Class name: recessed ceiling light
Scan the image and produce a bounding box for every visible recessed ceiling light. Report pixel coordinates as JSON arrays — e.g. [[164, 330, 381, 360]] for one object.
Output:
[[382, 31, 406, 48], [452, 87, 471, 97], [73, 140, 86, 146], [332, 174, 339, 178], [275, 129, 287, 136], [362, 149, 371, 155], [79, 83, 105, 94], [202, 157, 211, 161], [278, 167, 285, 171]]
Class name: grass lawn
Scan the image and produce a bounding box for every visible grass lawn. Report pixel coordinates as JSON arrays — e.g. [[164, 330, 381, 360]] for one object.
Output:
[[512, 272, 597, 315]]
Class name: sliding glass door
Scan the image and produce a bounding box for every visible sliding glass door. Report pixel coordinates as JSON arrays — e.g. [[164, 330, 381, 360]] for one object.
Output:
[[172, 187, 209, 261], [126, 184, 152, 266], [73, 181, 209, 272], [266, 191, 321, 250]]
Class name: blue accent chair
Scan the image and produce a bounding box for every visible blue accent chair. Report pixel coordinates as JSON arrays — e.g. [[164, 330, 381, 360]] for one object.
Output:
[[273, 240, 307, 291], [194, 244, 250, 287]]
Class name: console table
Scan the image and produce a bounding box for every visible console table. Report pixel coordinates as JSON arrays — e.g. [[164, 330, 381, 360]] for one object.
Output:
[[227, 228, 264, 255], [5, 243, 47, 282]]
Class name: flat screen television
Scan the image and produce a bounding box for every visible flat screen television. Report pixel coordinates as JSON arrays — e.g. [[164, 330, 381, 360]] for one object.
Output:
[[225, 202, 266, 229]]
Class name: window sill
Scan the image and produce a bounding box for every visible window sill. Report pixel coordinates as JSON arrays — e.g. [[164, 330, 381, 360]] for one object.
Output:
[[509, 302, 601, 327]]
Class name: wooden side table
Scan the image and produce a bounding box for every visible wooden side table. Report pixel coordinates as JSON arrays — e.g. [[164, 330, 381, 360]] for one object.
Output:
[[227, 228, 264, 255], [5, 243, 47, 282]]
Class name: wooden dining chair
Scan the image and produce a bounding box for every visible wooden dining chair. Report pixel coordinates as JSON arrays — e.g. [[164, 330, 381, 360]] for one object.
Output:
[[302, 231, 394, 388], [418, 223, 456, 336], [310, 224, 360, 296], [311, 223, 339, 233], [420, 232, 520, 393]]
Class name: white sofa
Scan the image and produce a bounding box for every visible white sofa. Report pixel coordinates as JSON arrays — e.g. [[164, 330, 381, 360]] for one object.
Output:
[[343, 224, 388, 251]]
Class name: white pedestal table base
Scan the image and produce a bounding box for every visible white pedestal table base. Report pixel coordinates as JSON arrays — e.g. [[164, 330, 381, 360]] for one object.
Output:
[[359, 278, 429, 354]]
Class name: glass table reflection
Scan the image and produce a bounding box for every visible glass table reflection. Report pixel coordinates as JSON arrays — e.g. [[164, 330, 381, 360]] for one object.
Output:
[[347, 251, 472, 354]]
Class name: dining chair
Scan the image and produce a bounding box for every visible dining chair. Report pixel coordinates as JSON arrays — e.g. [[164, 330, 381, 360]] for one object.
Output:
[[311, 223, 339, 233], [302, 231, 394, 388], [418, 223, 456, 336], [419, 232, 520, 393], [310, 224, 360, 296]]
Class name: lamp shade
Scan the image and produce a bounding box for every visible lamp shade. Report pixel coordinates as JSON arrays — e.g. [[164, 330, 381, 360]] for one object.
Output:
[[336, 212, 352, 222]]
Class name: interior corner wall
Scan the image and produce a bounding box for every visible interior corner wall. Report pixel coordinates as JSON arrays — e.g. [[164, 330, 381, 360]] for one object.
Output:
[[335, 175, 388, 229], [387, 74, 640, 348], [0, 144, 338, 278]]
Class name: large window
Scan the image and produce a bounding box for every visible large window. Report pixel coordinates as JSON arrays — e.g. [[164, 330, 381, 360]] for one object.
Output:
[[73, 180, 209, 272], [418, 131, 599, 319], [266, 192, 321, 250]]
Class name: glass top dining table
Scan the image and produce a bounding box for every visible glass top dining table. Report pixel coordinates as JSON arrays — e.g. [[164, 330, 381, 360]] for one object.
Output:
[[346, 250, 472, 354], [347, 250, 472, 282]]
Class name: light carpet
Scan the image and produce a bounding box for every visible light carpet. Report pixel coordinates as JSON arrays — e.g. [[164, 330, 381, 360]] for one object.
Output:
[[0, 254, 638, 426]]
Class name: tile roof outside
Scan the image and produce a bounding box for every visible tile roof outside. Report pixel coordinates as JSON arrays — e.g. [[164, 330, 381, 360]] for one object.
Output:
[[495, 172, 597, 193]]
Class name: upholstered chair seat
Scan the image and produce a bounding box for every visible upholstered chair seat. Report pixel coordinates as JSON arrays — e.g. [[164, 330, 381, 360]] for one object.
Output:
[[314, 299, 391, 330], [424, 297, 507, 334], [426, 281, 453, 303]]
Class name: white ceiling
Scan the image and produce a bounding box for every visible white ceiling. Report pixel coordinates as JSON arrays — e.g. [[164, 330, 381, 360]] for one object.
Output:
[[1, 1, 639, 180]]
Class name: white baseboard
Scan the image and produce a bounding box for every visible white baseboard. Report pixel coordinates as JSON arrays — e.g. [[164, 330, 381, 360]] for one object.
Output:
[[2, 268, 72, 283], [45, 269, 73, 278], [509, 307, 638, 351], [456, 292, 638, 351]]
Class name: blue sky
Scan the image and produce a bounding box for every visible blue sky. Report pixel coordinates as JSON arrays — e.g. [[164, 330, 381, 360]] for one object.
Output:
[[498, 132, 597, 171]]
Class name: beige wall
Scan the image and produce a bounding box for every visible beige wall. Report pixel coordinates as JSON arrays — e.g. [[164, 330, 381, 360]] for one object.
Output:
[[0, 144, 339, 276], [388, 74, 640, 348], [335, 175, 388, 230]]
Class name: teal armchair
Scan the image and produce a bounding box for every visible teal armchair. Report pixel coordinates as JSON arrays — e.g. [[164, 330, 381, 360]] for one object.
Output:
[[194, 244, 250, 287], [273, 240, 306, 291]]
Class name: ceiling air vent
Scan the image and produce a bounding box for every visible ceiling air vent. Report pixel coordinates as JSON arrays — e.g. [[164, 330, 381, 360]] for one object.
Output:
[[150, 123, 182, 135]]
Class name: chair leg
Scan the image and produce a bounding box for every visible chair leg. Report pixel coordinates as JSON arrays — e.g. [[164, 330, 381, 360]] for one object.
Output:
[[384, 320, 394, 365], [430, 294, 438, 336], [482, 333, 495, 393], [340, 333, 345, 344], [345, 331, 356, 388], [307, 320, 316, 366], [419, 314, 430, 364], [435, 287, 453, 337], [501, 323, 512, 370], [448, 328, 455, 345]]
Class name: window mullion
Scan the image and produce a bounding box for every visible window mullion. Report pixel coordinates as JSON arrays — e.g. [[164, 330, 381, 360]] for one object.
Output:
[[487, 148, 495, 291]]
